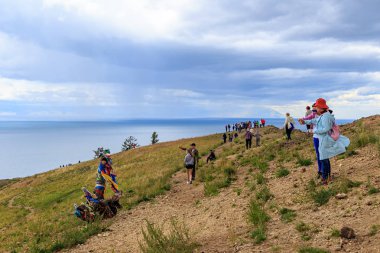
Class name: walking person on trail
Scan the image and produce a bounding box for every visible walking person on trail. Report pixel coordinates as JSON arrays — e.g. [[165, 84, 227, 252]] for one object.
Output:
[[222, 133, 227, 143], [225, 125, 228, 132], [305, 106, 313, 134], [254, 129, 262, 147], [228, 124, 231, 132], [300, 98, 350, 185], [284, 113, 295, 140], [299, 103, 322, 177], [245, 129, 252, 149], [228, 133, 233, 142], [179, 143, 199, 181], [184, 149, 195, 184]]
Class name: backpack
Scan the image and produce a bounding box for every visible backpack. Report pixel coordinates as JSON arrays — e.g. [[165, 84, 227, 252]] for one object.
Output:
[[289, 122, 294, 131], [329, 122, 340, 141]]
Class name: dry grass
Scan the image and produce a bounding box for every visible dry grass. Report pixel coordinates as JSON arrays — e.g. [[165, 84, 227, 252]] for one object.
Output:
[[0, 134, 222, 252]]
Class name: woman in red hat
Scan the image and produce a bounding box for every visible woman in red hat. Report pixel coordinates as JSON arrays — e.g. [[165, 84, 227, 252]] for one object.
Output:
[[301, 98, 350, 184]]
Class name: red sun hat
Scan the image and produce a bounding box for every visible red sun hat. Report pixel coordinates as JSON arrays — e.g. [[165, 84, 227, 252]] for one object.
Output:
[[315, 98, 329, 109]]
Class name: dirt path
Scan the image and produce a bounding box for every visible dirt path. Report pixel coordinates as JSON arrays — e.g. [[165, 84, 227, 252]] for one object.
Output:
[[67, 148, 252, 253], [7, 194, 35, 219]]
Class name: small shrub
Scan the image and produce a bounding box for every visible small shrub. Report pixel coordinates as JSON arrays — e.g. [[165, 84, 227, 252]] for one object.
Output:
[[251, 227, 266, 244], [255, 173, 265, 185], [298, 247, 330, 253], [368, 187, 380, 195], [139, 220, 198, 253], [256, 187, 272, 203], [275, 168, 290, 178], [279, 208, 296, 223], [296, 222, 310, 233], [312, 189, 332, 206], [248, 200, 270, 226], [369, 225, 379, 236], [297, 157, 313, 167], [330, 228, 340, 238]]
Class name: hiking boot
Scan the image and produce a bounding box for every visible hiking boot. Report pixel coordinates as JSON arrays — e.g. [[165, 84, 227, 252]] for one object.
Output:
[[187, 181, 190, 184], [189, 180, 193, 184]]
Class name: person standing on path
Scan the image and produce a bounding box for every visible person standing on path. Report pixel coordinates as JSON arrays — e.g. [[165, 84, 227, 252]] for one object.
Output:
[[179, 143, 199, 181], [302, 98, 350, 185], [245, 129, 252, 149], [223, 133, 227, 143], [184, 149, 194, 184], [284, 113, 295, 140], [225, 125, 228, 132]]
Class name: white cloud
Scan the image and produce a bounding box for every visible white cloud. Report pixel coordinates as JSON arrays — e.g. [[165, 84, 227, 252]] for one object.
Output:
[[0, 76, 118, 106]]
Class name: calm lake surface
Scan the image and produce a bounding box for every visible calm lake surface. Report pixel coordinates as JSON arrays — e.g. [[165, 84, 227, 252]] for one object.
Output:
[[0, 118, 354, 179]]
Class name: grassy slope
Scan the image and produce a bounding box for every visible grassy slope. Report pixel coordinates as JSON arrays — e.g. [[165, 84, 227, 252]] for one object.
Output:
[[0, 134, 223, 252]]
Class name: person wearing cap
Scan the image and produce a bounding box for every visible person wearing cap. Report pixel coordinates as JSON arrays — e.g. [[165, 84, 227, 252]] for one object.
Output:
[[284, 113, 296, 140], [301, 98, 350, 185]]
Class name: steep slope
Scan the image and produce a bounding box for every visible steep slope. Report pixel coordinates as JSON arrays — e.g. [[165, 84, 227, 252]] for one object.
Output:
[[0, 134, 222, 252]]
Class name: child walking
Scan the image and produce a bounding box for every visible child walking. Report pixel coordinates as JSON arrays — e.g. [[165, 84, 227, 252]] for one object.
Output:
[[184, 149, 195, 184]]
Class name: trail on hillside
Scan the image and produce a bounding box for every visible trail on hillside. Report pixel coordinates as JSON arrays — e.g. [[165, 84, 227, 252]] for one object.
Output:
[[67, 145, 253, 253], [7, 194, 35, 220], [67, 117, 380, 253]]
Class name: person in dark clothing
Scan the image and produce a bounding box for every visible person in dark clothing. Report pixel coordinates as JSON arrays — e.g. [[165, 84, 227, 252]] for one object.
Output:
[[245, 130, 252, 149], [206, 150, 216, 163], [222, 133, 227, 143], [228, 124, 231, 132], [228, 133, 233, 142], [225, 125, 228, 132], [234, 132, 238, 139]]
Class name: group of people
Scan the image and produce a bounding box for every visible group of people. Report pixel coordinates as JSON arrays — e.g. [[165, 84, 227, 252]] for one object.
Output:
[[293, 98, 350, 185], [225, 119, 266, 133], [183, 98, 350, 186]]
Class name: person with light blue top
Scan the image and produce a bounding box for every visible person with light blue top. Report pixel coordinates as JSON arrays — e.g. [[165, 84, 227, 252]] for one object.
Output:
[[301, 98, 350, 185]]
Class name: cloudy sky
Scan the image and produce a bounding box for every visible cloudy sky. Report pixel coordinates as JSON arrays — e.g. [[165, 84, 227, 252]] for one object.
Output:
[[0, 0, 379, 120]]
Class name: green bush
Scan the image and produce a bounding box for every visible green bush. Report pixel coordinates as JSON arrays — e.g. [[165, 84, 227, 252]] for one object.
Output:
[[255, 173, 265, 185], [248, 200, 270, 226], [275, 168, 290, 178], [297, 157, 313, 167], [330, 228, 340, 238], [279, 208, 296, 223], [312, 189, 332, 206], [247, 200, 270, 244], [140, 220, 198, 253], [369, 225, 379, 236], [251, 227, 266, 244], [256, 187, 273, 203]]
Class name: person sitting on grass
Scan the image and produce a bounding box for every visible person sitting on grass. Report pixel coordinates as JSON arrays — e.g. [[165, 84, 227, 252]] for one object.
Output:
[[184, 149, 195, 184], [206, 150, 216, 163]]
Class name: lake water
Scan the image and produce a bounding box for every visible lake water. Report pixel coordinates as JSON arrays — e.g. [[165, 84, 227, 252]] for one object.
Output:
[[0, 118, 354, 179]]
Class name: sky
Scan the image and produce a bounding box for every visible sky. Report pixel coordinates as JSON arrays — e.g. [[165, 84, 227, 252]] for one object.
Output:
[[0, 0, 379, 120]]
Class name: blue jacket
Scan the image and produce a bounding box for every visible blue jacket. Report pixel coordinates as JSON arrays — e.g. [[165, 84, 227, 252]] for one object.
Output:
[[305, 112, 350, 160]]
